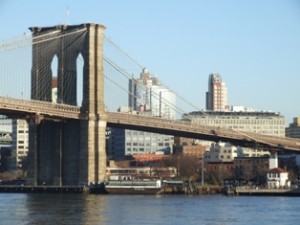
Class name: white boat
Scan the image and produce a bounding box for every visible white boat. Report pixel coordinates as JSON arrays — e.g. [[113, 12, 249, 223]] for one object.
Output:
[[104, 176, 163, 194]]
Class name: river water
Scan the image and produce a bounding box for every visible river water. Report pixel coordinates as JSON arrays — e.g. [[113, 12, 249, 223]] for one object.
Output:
[[0, 193, 299, 225]]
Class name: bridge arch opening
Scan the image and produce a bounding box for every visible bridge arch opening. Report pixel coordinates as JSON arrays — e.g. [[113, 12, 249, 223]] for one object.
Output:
[[51, 55, 58, 103], [76, 53, 84, 106]]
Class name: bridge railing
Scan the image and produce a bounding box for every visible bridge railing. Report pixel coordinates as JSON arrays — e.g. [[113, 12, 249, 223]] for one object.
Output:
[[107, 112, 300, 151], [0, 96, 81, 119], [1, 97, 299, 151], [107, 112, 251, 140]]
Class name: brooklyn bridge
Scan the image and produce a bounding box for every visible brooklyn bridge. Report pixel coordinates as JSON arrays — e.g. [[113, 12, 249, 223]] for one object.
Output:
[[0, 23, 299, 187]]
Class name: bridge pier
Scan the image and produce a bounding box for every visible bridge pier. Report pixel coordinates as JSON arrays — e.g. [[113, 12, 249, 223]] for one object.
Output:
[[79, 116, 107, 185]]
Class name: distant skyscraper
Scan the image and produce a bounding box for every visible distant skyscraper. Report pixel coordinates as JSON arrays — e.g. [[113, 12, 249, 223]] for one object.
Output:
[[206, 73, 228, 111]]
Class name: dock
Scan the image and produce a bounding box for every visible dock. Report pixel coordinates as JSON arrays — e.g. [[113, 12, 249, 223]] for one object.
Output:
[[226, 187, 300, 196], [0, 185, 106, 194]]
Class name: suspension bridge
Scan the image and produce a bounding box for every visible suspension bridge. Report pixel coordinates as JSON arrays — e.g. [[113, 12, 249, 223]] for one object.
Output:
[[0, 23, 299, 187]]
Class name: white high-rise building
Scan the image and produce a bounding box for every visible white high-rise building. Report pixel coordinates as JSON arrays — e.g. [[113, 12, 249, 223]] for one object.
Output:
[[129, 68, 176, 119], [12, 119, 29, 169], [206, 73, 228, 111], [110, 68, 176, 159]]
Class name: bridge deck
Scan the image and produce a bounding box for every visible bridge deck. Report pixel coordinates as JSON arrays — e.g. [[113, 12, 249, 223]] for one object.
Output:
[[1, 96, 300, 152]]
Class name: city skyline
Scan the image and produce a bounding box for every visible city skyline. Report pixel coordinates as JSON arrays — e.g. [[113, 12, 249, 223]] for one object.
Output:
[[0, 0, 299, 124]]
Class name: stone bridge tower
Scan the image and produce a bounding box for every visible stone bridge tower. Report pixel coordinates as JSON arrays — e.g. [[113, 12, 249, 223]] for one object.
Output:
[[27, 23, 107, 186]]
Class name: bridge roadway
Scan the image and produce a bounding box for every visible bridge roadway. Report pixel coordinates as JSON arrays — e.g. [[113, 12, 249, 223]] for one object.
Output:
[[0, 96, 300, 152]]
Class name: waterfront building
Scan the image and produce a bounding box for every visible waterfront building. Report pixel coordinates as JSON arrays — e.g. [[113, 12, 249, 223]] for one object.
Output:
[[267, 168, 290, 188], [204, 143, 270, 162], [180, 145, 206, 159], [109, 68, 175, 159], [234, 157, 270, 182], [237, 147, 270, 158], [12, 119, 29, 169], [108, 127, 174, 160], [173, 137, 207, 158], [286, 117, 300, 138], [183, 111, 285, 137], [206, 73, 228, 111], [267, 153, 290, 188], [204, 142, 239, 163]]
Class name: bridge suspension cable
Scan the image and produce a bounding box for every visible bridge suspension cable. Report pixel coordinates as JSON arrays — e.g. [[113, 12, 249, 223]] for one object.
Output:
[[103, 57, 185, 117], [103, 35, 206, 118], [1, 27, 205, 120], [0, 27, 87, 103], [0, 28, 86, 51]]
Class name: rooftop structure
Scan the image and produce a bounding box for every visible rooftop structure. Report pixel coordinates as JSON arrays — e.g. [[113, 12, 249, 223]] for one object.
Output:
[[184, 110, 285, 137]]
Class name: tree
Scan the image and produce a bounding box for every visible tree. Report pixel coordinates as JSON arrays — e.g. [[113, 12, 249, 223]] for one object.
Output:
[[157, 154, 200, 180]]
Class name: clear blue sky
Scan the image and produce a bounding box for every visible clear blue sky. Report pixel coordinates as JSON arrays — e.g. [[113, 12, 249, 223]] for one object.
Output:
[[1, 0, 300, 124]]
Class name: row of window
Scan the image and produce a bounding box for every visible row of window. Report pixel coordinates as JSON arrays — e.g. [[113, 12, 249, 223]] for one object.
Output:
[[17, 130, 29, 133], [126, 142, 169, 147], [268, 173, 280, 178], [205, 155, 232, 159], [211, 149, 237, 153], [17, 150, 28, 155], [194, 119, 284, 125], [127, 148, 149, 152]]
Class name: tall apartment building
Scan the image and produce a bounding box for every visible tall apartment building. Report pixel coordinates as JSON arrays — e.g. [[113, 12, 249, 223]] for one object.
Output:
[[206, 73, 228, 111], [286, 117, 300, 138], [109, 68, 176, 159], [183, 111, 285, 137], [12, 119, 29, 169]]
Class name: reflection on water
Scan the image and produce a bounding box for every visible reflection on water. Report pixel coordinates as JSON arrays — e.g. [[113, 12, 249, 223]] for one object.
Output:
[[0, 194, 300, 225], [82, 195, 108, 224], [24, 194, 108, 225]]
